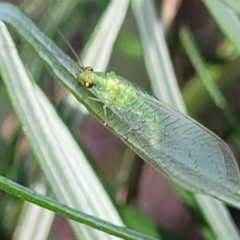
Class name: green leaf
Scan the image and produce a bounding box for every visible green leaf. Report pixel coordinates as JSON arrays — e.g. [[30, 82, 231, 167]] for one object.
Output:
[[202, 0, 240, 54], [0, 2, 128, 239]]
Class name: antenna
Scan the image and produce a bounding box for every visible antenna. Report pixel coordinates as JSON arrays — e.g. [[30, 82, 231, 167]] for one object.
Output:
[[36, 4, 85, 71]]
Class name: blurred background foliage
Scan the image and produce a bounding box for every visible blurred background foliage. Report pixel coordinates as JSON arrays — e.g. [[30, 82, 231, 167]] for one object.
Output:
[[1, 0, 240, 240]]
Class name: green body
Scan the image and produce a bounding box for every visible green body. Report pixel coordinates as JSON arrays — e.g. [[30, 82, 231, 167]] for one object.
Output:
[[79, 70, 159, 123], [78, 70, 240, 197]]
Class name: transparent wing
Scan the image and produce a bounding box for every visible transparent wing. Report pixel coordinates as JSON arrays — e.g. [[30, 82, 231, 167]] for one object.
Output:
[[106, 90, 240, 196]]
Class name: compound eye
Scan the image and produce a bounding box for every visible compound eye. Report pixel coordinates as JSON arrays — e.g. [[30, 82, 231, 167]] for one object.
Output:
[[85, 66, 93, 72], [84, 80, 94, 88]]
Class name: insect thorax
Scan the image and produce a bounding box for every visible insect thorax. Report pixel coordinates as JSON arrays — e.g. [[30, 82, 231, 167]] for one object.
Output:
[[80, 71, 138, 109]]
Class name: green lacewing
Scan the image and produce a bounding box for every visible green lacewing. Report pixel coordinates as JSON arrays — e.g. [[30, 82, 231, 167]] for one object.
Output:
[[79, 68, 240, 197], [40, 6, 240, 197]]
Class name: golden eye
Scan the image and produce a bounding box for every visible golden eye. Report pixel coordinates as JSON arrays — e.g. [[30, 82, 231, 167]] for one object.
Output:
[[84, 80, 94, 88]]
